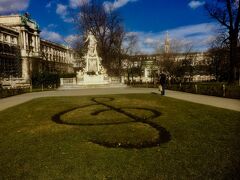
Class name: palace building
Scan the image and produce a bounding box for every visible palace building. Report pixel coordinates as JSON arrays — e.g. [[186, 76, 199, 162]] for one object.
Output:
[[0, 14, 216, 87], [0, 14, 74, 84]]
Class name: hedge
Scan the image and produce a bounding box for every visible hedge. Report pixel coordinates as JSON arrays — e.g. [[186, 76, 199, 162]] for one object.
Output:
[[127, 82, 159, 88], [0, 87, 30, 98], [130, 82, 240, 99], [166, 83, 240, 99]]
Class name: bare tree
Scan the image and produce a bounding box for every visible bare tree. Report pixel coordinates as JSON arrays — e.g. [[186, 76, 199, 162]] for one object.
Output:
[[205, 0, 240, 83], [155, 39, 195, 82], [121, 33, 140, 82], [71, 36, 87, 72], [74, 1, 125, 76], [208, 47, 229, 81], [123, 33, 139, 56]]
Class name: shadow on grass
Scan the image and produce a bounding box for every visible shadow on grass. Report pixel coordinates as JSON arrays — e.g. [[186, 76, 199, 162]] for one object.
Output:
[[52, 97, 171, 149]]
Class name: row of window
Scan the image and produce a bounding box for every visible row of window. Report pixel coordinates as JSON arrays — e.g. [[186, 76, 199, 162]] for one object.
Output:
[[38, 62, 70, 73], [41, 52, 68, 63], [40, 44, 75, 64], [41, 45, 67, 57], [0, 43, 20, 56], [0, 33, 18, 45], [0, 57, 21, 77]]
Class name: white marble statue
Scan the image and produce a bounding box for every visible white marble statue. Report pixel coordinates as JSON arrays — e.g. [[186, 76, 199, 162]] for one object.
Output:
[[76, 31, 109, 85], [85, 32, 97, 56]]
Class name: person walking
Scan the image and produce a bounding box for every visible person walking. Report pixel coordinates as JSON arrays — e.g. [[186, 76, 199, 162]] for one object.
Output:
[[159, 73, 166, 95]]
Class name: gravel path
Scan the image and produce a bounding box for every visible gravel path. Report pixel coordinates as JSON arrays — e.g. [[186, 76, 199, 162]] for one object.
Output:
[[0, 87, 240, 112]]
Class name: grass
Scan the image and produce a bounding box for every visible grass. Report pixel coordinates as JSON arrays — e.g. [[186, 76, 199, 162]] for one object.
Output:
[[0, 94, 240, 179]]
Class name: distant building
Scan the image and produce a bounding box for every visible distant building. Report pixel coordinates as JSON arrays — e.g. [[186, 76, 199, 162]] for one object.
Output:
[[124, 33, 215, 83], [0, 14, 74, 84], [164, 31, 170, 54]]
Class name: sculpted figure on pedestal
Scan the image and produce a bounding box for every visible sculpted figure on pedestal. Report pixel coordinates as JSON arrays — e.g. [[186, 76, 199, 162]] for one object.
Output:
[[85, 32, 97, 56]]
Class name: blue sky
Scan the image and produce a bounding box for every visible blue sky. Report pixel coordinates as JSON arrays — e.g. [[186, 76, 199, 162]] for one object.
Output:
[[0, 0, 218, 53]]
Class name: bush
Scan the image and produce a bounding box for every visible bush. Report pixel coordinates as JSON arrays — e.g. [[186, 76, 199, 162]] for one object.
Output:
[[130, 81, 240, 99], [32, 72, 77, 88], [225, 85, 240, 99], [128, 82, 158, 88], [0, 87, 29, 98], [60, 73, 76, 78], [167, 82, 240, 99], [196, 83, 223, 97], [32, 72, 60, 88]]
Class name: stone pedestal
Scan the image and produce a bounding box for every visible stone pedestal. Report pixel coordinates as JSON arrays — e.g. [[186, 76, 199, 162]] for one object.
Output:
[[76, 32, 110, 85], [77, 74, 109, 85]]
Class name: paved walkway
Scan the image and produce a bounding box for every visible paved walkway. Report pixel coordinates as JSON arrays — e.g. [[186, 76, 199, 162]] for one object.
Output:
[[0, 87, 240, 112]]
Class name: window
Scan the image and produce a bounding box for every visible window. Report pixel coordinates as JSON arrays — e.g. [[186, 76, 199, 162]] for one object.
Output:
[[11, 36, 14, 44], [4, 35, 7, 42], [14, 37, 17, 44]]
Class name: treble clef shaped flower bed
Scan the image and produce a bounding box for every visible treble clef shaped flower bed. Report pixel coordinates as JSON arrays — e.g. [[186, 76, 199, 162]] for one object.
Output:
[[52, 97, 171, 149]]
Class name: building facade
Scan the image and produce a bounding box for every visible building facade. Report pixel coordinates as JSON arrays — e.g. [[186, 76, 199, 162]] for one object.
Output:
[[0, 14, 74, 84], [0, 24, 21, 78], [122, 31, 216, 83], [125, 52, 215, 83], [39, 40, 74, 74]]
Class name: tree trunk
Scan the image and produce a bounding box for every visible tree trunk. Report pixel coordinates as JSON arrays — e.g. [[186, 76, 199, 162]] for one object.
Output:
[[127, 69, 130, 83], [228, 33, 238, 83], [131, 70, 134, 82]]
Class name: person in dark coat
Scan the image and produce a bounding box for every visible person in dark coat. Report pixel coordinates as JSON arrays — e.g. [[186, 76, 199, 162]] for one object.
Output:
[[159, 73, 166, 95]]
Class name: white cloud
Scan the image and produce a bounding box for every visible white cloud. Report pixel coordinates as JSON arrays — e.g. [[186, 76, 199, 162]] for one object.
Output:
[[130, 23, 218, 53], [55, 0, 90, 23], [144, 38, 159, 46], [56, 3, 74, 23], [55, 0, 135, 22], [41, 28, 80, 47], [46, 1, 59, 9], [0, 0, 30, 14], [56, 4, 68, 16], [188, 1, 205, 9], [46, 2, 52, 8], [40, 28, 63, 43], [64, 34, 81, 47], [63, 17, 74, 23], [47, 24, 58, 29], [69, 0, 90, 9], [104, 0, 137, 12]]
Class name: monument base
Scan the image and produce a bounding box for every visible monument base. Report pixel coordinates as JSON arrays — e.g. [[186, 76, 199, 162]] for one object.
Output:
[[77, 74, 109, 85], [59, 75, 126, 90]]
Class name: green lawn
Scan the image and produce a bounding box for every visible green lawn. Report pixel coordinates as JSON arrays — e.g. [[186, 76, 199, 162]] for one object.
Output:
[[0, 94, 239, 179]]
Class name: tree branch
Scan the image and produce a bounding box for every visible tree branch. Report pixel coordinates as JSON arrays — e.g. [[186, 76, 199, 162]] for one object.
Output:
[[226, 0, 234, 31], [205, 3, 231, 28], [234, 0, 240, 32]]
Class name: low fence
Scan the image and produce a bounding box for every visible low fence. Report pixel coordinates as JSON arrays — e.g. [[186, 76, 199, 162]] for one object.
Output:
[[110, 77, 122, 84], [60, 78, 77, 86]]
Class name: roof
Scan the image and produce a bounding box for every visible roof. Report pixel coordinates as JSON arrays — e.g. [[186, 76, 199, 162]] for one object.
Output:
[[40, 39, 69, 50], [0, 23, 19, 35]]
